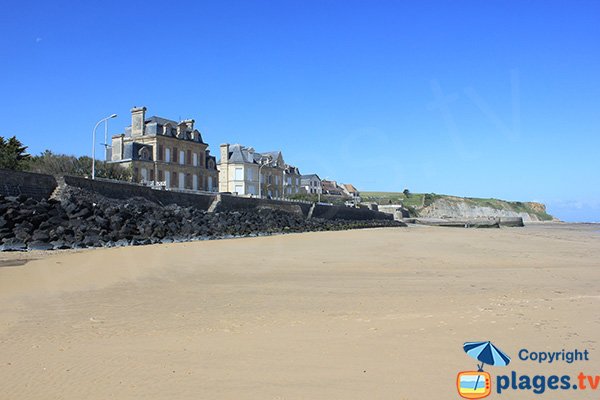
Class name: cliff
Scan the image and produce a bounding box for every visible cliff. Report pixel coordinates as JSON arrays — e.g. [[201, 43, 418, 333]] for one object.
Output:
[[362, 192, 555, 222]]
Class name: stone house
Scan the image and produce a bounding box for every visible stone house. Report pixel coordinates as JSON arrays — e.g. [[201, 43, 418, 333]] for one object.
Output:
[[342, 183, 361, 202], [284, 165, 302, 196], [110, 107, 218, 192], [300, 174, 322, 195], [218, 143, 289, 198], [321, 180, 346, 196]]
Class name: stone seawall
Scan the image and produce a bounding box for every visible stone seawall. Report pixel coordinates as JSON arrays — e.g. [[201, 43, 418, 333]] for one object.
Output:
[[216, 194, 312, 216], [1, 171, 392, 221], [0, 187, 403, 251], [64, 176, 216, 210], [63, 176, 391, 221], [0, 169, 57, 200], [0, 171, 398, 251]]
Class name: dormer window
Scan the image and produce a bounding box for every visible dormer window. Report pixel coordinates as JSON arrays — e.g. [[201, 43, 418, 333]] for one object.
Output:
[[138, 146, 151, 161]]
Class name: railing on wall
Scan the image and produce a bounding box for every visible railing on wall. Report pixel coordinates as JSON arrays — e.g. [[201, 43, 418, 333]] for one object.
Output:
[[79, 177, 336, 206]]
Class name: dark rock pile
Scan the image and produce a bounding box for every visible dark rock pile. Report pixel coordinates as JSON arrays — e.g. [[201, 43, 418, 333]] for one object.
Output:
[[0, 189, 404, 251]]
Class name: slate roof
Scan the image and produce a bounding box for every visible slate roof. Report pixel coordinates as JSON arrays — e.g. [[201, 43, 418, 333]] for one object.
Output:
[[146, 116, 178, 126], [301, 174, 321, 181], [226, 144, 282, 165]]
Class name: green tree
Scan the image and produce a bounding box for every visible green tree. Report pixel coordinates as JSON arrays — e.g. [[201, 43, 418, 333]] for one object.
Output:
[[29, 150, 131, 181], [0, 136, 31, 170]]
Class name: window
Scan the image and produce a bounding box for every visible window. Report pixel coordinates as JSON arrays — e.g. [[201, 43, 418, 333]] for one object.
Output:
[[157, 145, 163, 161], [193, 153, 198, 166], [234, 184, 243, 194], [139, 147, 151, 161], [171, 171, 177, 188], [179, 150, 185, 165], [247, 168, 253, 181], [187, 150, 191, 165], [178, 172, 185, 189], [165, 148, 171, 162], [173, 148, 178, 163], [208, 176, 213, 191], [193, 174, 198, 190], [164, 170, 170, 187], [150, 169, 155, 181], [234, 167, 243, 180], [158, 170, 164, 181]]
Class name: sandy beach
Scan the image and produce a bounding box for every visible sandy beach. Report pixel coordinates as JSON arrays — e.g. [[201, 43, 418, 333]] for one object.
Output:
[[1, 223, 599, 399]]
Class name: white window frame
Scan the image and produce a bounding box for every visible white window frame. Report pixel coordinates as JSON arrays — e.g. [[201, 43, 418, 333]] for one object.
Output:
[[234, 167, 243, 180]]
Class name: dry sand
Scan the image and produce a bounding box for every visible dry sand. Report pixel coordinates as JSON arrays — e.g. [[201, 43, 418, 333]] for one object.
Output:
[[1, 224, 599, 399]]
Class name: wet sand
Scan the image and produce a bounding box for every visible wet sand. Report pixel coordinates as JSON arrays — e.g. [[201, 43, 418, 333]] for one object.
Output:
[[1, 224, 599, 399]]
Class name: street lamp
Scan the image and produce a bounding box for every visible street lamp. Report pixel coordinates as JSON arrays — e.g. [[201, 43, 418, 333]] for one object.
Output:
[[92, 113, 117, 180], [258, 155, 273, 198]]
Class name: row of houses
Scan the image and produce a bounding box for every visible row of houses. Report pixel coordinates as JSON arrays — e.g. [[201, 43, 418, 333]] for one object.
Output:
[[109, 106, 360, 201]]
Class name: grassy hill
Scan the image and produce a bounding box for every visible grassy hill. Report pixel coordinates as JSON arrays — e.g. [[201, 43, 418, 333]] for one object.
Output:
[[361, 191, 554, 221]]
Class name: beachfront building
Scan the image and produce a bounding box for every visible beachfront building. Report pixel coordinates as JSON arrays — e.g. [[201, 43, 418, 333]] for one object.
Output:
[[342, 183, 361, 202], [218, 143, 287, 197], [284, 165, 302, 196], [321, 179, 345, 196], [301, 174, 322, 195], [110, 106, 219, 192]]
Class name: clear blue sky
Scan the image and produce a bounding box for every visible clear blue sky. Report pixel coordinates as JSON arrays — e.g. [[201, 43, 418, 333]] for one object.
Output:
[[1, 0, 599, 221]]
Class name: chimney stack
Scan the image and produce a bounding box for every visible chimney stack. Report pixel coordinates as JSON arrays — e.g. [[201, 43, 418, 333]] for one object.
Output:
[[182, 119, 195, 131], [130, 106, 146, 137]]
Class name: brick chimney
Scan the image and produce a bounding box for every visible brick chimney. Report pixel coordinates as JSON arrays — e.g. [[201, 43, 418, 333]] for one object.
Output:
[[131, 106, 146, 137]]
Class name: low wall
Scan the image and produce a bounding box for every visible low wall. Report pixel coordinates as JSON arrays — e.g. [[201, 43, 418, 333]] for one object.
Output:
[[0, 169, 57, 200], [64, 176, 216, 210], [1, 170, 392, 221], [217, 194, 312, 216], [312, 203, 392, 221], [65, 177, 392, 220]]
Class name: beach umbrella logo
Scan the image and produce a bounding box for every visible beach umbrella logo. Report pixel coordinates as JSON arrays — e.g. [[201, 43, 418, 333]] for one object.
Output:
[[457, 341, 511, 399]]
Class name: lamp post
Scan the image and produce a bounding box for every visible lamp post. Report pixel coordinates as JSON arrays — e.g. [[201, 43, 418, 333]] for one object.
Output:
[[258, 155, 273, 198], [92, 114, 117, 180]]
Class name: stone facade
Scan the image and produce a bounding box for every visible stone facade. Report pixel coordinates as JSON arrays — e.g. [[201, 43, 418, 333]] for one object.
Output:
[[284, 165, 302, 196], [219, 144, 297, 198], [110, 107, 218, 192]]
